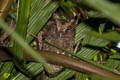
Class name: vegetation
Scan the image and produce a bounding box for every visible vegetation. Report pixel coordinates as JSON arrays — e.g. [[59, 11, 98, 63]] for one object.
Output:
[[0, 0, 120, 80]]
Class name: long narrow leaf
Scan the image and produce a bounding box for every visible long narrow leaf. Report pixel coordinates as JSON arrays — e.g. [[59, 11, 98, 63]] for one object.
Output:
[[82, 0, 120, 26], [10, 0, 58, 79], [26, 0, 58, 43], [14, 0, 31, 59], [0, 18, 55, 77]]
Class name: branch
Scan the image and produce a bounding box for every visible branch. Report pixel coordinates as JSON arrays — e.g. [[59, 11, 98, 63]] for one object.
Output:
[[0, 47, 120, 80], [0, 0, 14, 19]]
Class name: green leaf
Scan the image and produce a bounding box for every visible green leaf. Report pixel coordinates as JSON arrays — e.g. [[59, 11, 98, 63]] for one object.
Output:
[[26, 0, 58, 43], [88, 11, 104, 18], [75, 73, 88, 80], [10, 0, 59, 79], [75, 23, 109, 59], [0, 62, 14, 80], [49, 69, 74, 80], [0, 14, 55, 79], [82, 0, 120, 26], [74, 22, 110, 80], [110, 54, 120, 60], [86, 30, 120, 41], [11, 63, 43, 80], [14, 0, 31, 59]]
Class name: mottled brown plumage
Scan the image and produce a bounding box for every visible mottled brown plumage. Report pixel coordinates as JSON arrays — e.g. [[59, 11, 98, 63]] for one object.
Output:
[[38, 13, 76, 76], [42, 13, 75, 54]]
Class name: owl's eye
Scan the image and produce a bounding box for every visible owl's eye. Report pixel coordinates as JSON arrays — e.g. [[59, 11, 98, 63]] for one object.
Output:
[[67, 26, 71, 30]]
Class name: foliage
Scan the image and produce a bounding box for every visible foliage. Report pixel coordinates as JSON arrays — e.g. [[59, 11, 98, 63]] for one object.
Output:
[[0, 0, 120, 80]]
